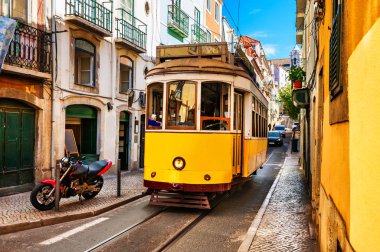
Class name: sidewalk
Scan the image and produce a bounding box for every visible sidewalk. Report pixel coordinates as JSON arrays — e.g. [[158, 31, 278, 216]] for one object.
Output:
[[0, 170, 146, 235], [239, 152, 318, 252]]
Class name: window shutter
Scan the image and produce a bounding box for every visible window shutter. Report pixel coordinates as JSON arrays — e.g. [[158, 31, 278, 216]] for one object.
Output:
[[329, 3, 343, 100]]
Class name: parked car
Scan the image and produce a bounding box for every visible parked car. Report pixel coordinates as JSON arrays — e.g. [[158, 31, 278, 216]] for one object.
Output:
[[292, 122, 300, 130], [268, 131, 283, 146], [274, 125, 286, 138]]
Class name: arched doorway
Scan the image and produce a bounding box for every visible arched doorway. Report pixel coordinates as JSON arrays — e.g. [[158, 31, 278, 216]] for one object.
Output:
[[65, 105, 98, 162], [119, 111, 130, 170], [0, 99, 35, 188]]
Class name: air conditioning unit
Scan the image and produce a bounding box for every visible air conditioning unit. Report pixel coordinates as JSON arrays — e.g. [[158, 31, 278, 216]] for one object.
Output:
[[139, 92, 146, 108]]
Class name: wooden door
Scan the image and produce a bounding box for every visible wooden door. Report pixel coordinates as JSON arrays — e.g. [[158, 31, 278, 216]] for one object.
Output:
[[0, 100, 35, 188]]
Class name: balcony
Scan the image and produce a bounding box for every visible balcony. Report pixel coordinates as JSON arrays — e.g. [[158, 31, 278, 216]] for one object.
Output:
[[167, 5, 189, 38], [115, 9, 147, 53], [4, 22, 51, 77], [191, 24, 207, 43], [296, 29, 303, 44], [65, 0, 112, 37]]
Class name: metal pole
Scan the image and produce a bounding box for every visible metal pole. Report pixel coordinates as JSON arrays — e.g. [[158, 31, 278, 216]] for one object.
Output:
[[117, 159, 121, 197], [51, 0, 59, 211]]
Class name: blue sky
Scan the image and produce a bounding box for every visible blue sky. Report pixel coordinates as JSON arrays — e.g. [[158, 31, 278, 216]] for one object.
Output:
[[222, 0, 296, 59]]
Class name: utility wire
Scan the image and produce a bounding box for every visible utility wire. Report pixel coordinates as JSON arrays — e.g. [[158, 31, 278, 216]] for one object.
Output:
[[223, 0, 241, 36]]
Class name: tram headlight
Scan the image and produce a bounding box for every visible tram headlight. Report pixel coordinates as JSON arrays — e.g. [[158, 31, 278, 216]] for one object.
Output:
[[204, 174, 211, 181], [172, 157, 186, 170]]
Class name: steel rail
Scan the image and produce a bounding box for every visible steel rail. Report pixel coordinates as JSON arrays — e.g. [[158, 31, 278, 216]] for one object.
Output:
[[153, 192, 233, 252], [84, 206, 168, 252]]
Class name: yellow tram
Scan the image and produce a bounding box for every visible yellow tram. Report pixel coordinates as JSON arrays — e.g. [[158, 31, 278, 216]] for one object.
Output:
[[144, 43, 268, 208]]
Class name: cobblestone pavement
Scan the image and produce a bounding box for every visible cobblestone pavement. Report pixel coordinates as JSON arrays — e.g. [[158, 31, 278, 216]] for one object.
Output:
[[0, 171, 145, 234], [248, 154, 318, 252]]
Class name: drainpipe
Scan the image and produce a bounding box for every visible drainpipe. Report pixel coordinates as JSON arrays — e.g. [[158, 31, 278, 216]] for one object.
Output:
[[51, 0, 59, 211]]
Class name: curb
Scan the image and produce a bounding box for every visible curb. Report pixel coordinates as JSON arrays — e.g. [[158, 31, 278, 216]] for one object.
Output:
[[0, 193, 146, 235]]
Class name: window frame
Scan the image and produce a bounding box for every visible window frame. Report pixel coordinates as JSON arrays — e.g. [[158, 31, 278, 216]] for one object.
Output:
[[74, 38, 96, 87], [329, 0, 343, 100], [166, 81, 197, 130], [1, 0, 29, 23], [146, 82, 164, 130], [207, 0, 211, 13], [214, 1, 220, 22], [119, 56, 134, 93], [200, 81, 231, 131]]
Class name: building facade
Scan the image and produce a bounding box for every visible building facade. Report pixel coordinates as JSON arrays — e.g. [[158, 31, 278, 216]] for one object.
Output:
[[0, 0, 52, 195], [295, 0, 380, 251], [205, 0, 222, 42]]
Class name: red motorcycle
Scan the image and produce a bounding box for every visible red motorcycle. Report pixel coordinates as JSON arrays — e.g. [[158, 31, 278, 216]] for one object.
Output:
[[30, 156, 112, 211]]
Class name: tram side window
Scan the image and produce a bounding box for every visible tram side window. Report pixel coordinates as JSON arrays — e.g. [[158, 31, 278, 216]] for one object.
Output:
[[201, 82, 230, 131], [167, 81, 196, 129], [252, 96, 267, 137], [147, 83, 163, 129]]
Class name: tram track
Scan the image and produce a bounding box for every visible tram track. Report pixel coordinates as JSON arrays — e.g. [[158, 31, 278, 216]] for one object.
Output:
[[85, 191, 233, 252]]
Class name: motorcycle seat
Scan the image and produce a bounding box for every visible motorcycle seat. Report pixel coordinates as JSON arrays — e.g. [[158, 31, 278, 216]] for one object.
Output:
[[88, 160, 108, 177]]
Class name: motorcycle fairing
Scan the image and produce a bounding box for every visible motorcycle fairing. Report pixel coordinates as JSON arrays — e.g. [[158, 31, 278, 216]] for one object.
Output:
[[40, 179, 64, 190]]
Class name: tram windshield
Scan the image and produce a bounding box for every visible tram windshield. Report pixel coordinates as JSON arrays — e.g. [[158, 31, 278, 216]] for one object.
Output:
[[167, 81, 196, 129], [147, 83, 163, 129], [201, 82, 230, 131]]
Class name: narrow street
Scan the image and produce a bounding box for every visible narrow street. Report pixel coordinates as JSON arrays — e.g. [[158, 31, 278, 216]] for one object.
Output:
[[0, 140, 290, 252]]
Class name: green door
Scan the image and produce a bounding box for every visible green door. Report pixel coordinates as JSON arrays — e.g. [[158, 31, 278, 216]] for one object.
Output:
[[119, 112, 130, 170], [0, 100, 35, 188], [66, 105, 98, 162]]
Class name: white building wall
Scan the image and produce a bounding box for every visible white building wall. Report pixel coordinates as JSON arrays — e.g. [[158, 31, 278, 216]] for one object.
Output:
[[53, 0, 208, 172]]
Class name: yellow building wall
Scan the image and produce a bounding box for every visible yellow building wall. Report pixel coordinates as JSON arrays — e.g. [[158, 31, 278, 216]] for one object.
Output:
[[318, 0, 350, 238], [317, 1, 380, 251], [347, 5, 380, 251]]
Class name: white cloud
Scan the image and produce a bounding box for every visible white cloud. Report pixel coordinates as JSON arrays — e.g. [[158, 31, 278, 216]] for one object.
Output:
[[262, 44, 278, 57], [249, 9, 262, 15], [249, 31, 269, 38]]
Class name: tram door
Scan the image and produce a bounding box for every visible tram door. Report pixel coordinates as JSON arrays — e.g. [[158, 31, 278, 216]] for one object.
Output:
[[233, 93, 243, 175]]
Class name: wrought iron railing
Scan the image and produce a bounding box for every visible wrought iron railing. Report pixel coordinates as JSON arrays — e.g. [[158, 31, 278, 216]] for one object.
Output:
[[66, 0, 112, 33], [191, 24, 207, 43], [4, 22, 51, 73], [167, 4, 189, 37], [115, 9, 147, 50]]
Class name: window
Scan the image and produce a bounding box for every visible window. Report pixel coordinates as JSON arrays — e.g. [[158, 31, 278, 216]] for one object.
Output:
[[252, 96, 267, 137], [1, 0, 28, 22], [207, 30, 212, 42], [120, 0, 133, 22], [167, 81, 196, 129], [75, 39, 95, 87], [194, 7, 200, 25], [215, 2, 219, 22], [329, 0, 343, 100], [119, 57, 133, 93], [207, 0, 211, 12], [201, 82, 230, 131], [147, 83, 163, 129], [173, 0, 180, 7]]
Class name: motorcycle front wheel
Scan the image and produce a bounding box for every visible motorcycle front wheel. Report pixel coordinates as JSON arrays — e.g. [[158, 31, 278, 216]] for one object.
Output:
[[30, 183, 56, 211], [83, 176, 104, 199]]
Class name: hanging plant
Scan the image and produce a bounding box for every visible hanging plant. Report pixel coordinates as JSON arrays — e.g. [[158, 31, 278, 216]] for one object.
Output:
[[287, 66, 306, 89]]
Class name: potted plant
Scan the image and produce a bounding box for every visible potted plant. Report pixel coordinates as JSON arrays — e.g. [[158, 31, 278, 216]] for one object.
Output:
[[287, 66, 306, 89]]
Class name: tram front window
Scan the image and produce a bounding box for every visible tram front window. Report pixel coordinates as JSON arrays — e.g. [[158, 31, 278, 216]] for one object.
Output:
[[147, 83, 163, 129], [167, 81, 196, 129], [201, 82, 230, 131]]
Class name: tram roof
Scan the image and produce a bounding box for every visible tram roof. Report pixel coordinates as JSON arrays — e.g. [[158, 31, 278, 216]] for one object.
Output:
[[146, 58, 252, 81]]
